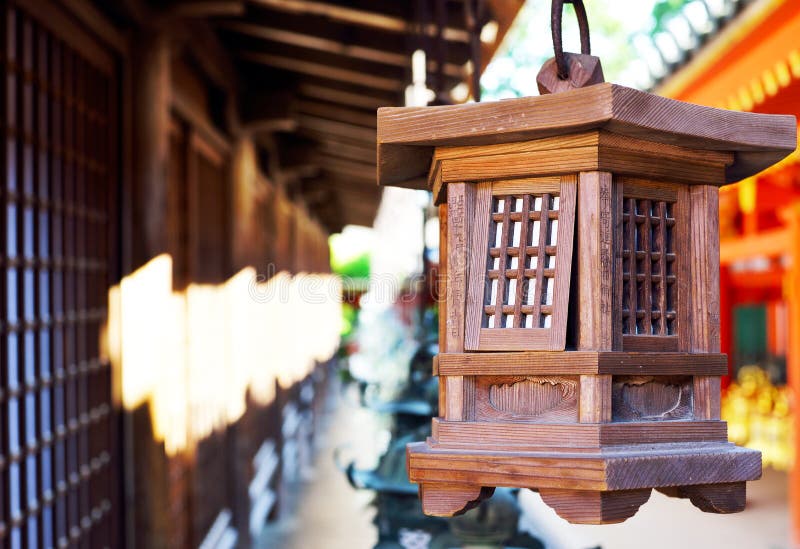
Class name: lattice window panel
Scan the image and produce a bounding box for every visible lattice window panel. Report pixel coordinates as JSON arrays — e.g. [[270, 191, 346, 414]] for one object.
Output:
[[466, 177, 576, 351], [621, 197, 677, 336], [485, 193, 560, 329], [0, 6, 117, 547]]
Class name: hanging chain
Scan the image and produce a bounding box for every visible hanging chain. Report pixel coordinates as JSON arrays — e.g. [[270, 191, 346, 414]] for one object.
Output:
[[551, 0, 592, 79]]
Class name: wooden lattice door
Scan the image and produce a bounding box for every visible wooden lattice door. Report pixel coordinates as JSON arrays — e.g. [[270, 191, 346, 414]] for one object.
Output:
[[0, 2, 120, 547], [465, 177, 576, 351]]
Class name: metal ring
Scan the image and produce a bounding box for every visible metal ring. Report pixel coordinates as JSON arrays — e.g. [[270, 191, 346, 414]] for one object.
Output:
[[552, 0, 592, 80]]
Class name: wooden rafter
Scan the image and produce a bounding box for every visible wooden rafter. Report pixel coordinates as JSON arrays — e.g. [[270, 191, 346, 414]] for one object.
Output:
[[218, 20, 466, 78], [316, 140, 376, 164], [297, 114, 376, 144], [244, 118, 298, 133], [295, 100, 376, 128], [313, 154, 376, 182], [238, 51, 400, 91], [170, 1, 245, 17], [248, 0, 470, 42], [297, 84, 389, 110]]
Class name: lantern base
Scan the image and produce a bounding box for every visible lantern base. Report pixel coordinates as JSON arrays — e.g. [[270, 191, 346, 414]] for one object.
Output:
[[407, 438, 760, 523]]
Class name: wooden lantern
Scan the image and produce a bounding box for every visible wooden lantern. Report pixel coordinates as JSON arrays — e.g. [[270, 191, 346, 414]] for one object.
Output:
[[376, 83, 796, 524]]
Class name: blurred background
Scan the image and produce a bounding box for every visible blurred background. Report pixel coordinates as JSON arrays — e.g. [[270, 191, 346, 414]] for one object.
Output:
[[0, 0, 797, 548]]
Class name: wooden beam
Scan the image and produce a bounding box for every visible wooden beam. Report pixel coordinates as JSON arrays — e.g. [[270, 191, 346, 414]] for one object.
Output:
[[218, 20, 466, 78], [238, 51, 401, 92], [314, 154, 376, 182], [317, 140, 376, 164], [297, 114, 376, 144], [172, 88, 232, 154], [279, 164, 321, 184], [307, 177, 382, 197], [297, 83, 389, 110], [720, 227, 791, 265], [53, 0, 129, 53], [172, 20, 239, 93], [244, 118, 298, 133], [295, 100, 376, 128], [249, 0, 470, 42], [170, 1, 245, 17]]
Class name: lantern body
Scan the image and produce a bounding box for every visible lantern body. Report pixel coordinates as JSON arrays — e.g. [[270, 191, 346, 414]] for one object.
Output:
[[377, 83, 796, 524]]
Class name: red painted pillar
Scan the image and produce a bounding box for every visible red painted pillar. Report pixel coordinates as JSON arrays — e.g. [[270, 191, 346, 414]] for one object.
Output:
[[785, 204, 800, 547]]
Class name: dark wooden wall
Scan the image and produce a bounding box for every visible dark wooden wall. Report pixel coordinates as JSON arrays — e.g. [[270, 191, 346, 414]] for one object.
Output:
[[0, 1, 338, 548]]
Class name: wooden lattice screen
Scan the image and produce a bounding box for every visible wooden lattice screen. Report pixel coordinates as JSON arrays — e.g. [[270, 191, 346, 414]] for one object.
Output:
[[466, 177, 576, 351], [0, 4, 118, 547], [621, 197, 676, 336], [619, 178, 687, 352]]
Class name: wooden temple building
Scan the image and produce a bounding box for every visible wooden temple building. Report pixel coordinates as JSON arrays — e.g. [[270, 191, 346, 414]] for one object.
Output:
[[0, 0, 521, 547], [654, 0, 800, 544]]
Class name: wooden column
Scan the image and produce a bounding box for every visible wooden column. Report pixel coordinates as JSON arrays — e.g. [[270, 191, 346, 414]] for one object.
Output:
[[576, 171, 615, 423], [690, 186, 722, 420], [131, 29, 171, 267], [438, 202, 448, 416], [443, 182, 476, 421]]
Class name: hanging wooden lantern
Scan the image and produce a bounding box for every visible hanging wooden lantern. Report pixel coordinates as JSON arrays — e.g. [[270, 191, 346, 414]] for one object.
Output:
[[376, 1, 796, 524]]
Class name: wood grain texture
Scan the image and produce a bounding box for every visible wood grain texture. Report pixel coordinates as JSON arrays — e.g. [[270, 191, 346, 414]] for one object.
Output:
[[491, 177, 561, 195], [537, 54, 605, 95], [618, 176, 680, 201], [437, 139, 728, 186], [466, 177, 576, 351], [577, 172, 616, 350], [693, 376, 721, 421], [433, 132, 731, 168], [436, 351, 729, 376], [657, 482, 746, 514], [690, 186, 721, 353], [580, 375, 612, 423], [444, 376, 476, 422], [407, 440, 761, 493], [539, 488, 651, 524], [445, 376, 465, 421], [377, 83, 796, 189], [435, 132, 600, 162], [418, 482, 494, 517], [477, 376, 579, 423], [622, 335, 679, 352], [430, 160, 445, 205], [438, 203, 448, 344], [675, 185, 692, 352], [446, 183, 474, 353], [550, 177, 577, 350], [438, 202, 448, 418], [464, 183, 493, 350], [612, 376, 693, 422], [440, 146, 597, 183], [604, 446, 761, 491], [431, 418, 729, 448]]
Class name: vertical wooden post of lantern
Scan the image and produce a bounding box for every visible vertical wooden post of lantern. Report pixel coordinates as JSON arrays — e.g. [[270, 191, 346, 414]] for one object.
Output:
[[377, 0, 797, 524]]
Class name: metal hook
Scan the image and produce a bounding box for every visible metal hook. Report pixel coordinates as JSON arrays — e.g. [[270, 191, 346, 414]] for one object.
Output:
[[551, 0, 592, 79]]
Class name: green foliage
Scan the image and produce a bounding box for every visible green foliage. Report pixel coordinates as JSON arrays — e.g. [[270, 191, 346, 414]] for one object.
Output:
[[481, 0, 647, 99], [340, 302, 359, 338], [331, 251, 370, 279]]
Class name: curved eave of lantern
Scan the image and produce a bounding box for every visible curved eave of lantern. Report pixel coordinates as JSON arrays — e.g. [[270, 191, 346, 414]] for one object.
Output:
[[377, 82, 797, 190]]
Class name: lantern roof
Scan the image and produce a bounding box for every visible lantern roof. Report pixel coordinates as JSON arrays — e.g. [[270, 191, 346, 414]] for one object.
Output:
[[377, 82, 797, 189]]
